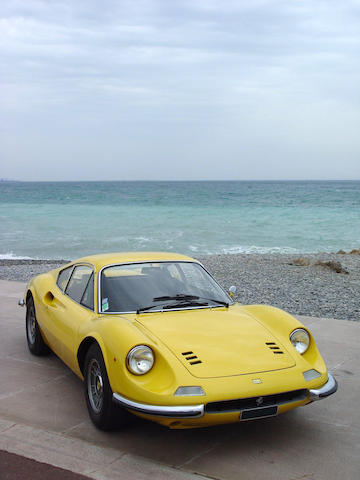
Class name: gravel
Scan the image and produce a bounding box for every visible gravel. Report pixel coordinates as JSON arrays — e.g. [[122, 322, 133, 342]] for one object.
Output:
[[198, 253, 360, 322], [1, 253, 359, 321], [0, 260, 68, 283]]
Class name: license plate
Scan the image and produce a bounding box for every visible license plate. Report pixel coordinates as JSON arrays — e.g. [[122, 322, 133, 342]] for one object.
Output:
[[240, 405, 278, 420]]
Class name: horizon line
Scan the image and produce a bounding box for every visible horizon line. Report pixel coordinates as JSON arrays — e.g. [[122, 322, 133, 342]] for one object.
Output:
[[1, 178, 360, 183]]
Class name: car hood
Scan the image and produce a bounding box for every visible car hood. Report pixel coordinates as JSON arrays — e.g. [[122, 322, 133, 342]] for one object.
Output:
[[136, 305, 296, 378]]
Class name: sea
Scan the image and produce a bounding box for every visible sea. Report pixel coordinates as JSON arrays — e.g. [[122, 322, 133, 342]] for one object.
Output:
[[0, 180, 359, 260]]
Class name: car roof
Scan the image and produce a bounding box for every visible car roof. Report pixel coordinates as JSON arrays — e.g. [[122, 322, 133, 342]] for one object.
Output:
[[72, 252, 197, 270]]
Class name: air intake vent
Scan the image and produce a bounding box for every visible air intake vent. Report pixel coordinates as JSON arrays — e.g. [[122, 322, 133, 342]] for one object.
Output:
[[182, 351, 202, 365], [265, 342, 284, 354]]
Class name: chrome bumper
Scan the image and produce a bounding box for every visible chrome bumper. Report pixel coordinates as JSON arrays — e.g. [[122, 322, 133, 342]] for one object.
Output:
[[113, 392, 204, 418], [113, 373, 338, 418], [309, 373, 338, 401]]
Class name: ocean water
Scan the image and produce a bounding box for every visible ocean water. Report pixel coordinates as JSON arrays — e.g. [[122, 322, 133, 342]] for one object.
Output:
[[0, 180, 359, 260]]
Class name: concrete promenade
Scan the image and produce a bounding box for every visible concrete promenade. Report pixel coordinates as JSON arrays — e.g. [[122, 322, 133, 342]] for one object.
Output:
[[0, 280, 359, 480]]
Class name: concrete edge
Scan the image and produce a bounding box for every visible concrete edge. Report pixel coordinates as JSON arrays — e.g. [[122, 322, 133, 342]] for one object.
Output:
[[0, 419, 211, 480]]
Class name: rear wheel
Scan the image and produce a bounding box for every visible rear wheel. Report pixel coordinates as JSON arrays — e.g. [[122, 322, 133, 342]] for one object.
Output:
[[26, 296, 50, 355], [84, 343, 130, 430]]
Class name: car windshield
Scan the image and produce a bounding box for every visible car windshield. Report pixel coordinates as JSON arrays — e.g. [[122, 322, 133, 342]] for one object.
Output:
[[100, 261, 231, 313]]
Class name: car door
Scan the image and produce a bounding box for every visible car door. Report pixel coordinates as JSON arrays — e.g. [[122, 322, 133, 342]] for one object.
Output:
[[39, 265, 74, 356], [46, 264, 95, 371]]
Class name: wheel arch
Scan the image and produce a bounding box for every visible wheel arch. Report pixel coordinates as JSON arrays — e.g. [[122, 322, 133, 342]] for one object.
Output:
[[25, 281, 41, 307], [26, 289, 34, 304], [77, 334, 110, 378]]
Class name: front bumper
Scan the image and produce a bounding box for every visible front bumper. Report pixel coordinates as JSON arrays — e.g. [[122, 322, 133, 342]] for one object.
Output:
[[113, 373, 337, 419], [309, 373, 338, 401], [113, 392, 204, 418]]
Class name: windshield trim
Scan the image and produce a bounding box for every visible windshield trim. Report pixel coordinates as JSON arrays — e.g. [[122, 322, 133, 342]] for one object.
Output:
[[97, 260, 233, 315]]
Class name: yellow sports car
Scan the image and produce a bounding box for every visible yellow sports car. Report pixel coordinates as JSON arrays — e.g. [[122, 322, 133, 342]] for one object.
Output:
[[20, 252, 337, 430]]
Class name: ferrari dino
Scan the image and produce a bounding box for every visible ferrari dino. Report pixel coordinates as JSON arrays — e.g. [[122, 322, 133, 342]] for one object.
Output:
[[20, 252, 337, 430]]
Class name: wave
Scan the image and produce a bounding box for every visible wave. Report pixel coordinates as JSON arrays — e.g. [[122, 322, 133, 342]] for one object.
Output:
[[0, 252, 34, 260], [221, 245, 302, 255]]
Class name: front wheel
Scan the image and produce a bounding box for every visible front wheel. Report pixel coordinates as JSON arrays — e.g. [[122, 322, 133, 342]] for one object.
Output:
[[26, 296, 50, 356], [84, 343, 130, 430]]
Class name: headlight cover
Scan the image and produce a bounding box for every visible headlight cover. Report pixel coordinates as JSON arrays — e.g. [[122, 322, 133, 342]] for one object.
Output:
[[127, 345, 154, 375], [290, 328, 310, 354]]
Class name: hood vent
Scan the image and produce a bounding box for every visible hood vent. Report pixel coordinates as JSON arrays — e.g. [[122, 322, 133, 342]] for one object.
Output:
[[266, 342, 284, 355], [182, 351, 202, 365]]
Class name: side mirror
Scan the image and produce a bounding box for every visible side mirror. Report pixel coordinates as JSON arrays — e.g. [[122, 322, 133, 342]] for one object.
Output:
[[228, 286, 236, 298]]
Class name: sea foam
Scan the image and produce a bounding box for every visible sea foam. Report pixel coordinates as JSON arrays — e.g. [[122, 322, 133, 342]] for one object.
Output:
[[0, 252, 33, 260]]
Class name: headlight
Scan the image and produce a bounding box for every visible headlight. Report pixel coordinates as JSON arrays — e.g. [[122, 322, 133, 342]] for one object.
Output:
[[127, 345, 154, 375], [290, 328, 310, 354]]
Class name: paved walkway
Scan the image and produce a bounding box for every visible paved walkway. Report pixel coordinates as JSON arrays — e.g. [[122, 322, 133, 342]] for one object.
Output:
[[0, 280, 359, 480]]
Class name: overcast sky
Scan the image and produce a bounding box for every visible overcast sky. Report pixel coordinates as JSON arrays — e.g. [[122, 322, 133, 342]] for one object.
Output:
[[1, 0, 360, 181]]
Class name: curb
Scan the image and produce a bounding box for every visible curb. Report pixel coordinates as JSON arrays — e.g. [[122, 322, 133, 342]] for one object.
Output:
[[0, 419, 210, 480]]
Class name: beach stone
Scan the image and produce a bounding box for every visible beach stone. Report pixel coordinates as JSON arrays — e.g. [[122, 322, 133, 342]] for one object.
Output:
[[1, 253, 359, 322]]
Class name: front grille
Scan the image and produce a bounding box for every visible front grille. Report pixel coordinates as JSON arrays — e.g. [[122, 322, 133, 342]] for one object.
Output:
[[206, 389, 307, 413]]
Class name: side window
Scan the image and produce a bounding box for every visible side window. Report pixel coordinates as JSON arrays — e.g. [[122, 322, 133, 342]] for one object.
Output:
[[80, 273, 94, 310], [57, 266, 73, 291], [65, 265, 93, 306]]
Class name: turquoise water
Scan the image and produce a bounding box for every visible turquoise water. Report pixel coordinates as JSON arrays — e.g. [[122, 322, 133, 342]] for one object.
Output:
[[0, 181, 359, 259]]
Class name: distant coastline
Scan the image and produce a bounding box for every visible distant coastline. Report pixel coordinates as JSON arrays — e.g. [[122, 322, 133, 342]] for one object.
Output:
[[1, 178, 360, 183]]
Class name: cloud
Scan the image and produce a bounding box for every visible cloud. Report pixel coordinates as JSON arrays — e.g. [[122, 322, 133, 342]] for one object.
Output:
[[1, 0, 360, 180]]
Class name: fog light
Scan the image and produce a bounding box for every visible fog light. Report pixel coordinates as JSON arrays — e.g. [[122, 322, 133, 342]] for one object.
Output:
[[303, 369, 321, 381], [174, 386, 205, 396]]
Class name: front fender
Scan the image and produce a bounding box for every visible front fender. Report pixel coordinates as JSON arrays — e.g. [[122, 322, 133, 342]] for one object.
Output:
[[77, 315, 193, 403], [242, 304, 304, 334], [242, 304, 327, 374]]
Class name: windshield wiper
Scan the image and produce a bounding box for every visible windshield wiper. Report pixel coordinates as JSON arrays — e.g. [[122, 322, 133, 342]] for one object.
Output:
[[154, 294, 229, 308], [136, 304, 162, 314], [197, 297, 229, 308], [137, 295, 199, 314], [137, 295, 230, 314], [152, 294, 199, 302], [162, 301, 208, 310]]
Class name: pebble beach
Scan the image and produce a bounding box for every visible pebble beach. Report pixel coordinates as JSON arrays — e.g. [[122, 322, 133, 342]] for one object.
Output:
[[1, 252, 359, 322]]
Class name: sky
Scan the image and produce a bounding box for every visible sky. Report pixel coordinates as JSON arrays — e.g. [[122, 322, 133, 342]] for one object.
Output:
[[1, 0, 360, 181]]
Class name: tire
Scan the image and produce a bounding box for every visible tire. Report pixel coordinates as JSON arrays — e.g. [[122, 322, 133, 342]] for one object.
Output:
[[26, 296, 50, 355], [84, 343, 130, 430]]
